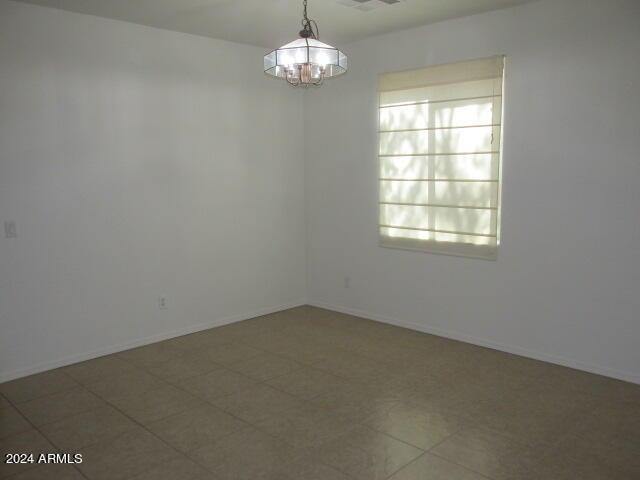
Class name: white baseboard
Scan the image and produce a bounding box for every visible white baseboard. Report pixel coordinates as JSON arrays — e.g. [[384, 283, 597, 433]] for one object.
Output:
[[308, 300, 640, 385], [0, 299, 307, 383]]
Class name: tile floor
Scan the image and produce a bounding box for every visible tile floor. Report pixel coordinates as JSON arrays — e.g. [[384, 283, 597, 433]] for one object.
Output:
[[1, 306, 639, 479]]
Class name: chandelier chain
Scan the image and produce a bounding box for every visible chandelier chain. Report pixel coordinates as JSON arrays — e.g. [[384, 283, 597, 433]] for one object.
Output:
[[300, 0, 319, 39]]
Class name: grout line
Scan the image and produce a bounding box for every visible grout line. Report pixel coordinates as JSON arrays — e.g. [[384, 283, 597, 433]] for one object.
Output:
[[157, 338, 440, 478], [1, 391, 91, 480], [129, 335, 367, 477], [3, 305, 631, 480], [46, 357, 221, 476], [0, 373, 83, 406], [424, 425, 466, 453], [380, 451, 432, 480], [69, 373, 217, 477], [132, 356, 306, 474], [425, 450, 496, 479]]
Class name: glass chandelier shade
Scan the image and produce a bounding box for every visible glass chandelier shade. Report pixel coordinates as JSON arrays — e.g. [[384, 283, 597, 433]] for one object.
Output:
[[264, 38, 347, 86], [264, 0, 347, 87]]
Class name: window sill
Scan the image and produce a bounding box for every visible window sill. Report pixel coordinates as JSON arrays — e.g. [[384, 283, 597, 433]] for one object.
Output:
[[379, 236, 498, 261]]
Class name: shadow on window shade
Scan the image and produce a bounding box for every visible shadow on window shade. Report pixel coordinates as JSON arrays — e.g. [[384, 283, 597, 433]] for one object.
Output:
[[378, 55, 504, 260]]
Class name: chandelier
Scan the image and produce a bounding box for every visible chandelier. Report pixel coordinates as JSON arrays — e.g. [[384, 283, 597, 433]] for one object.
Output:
[[264, 0, 348, 87]]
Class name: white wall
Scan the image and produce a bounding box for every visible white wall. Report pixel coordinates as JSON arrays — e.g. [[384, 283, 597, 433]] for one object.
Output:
[[0, 1, 306, 381], [305, 0, 640, 383], [2, 0, 639, 385]]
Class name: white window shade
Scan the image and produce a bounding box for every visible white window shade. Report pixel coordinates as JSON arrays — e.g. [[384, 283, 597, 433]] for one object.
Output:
[[378, 56, 505, 260]]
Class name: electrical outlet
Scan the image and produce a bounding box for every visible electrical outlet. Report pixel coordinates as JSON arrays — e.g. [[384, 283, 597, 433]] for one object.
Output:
[[4, 221, 17, 238], [158, 297, 167, 309]]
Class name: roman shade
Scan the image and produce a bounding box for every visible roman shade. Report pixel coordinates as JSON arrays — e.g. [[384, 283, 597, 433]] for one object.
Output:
[[378, 55, 505, 259]]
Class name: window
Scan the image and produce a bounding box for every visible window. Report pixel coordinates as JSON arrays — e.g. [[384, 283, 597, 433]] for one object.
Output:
[[378, 56, 505, 260]]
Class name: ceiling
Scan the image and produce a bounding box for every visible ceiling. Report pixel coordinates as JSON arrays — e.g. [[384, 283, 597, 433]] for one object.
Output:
[[14, 0, 537, 48]]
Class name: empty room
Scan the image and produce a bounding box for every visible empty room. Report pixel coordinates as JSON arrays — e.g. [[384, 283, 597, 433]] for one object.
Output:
[[1, 0, 639, 479]]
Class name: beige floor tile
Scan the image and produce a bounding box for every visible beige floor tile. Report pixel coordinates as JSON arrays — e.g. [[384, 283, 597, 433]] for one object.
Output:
[[109, 385, 205, 425], [129, 455, 212, 480], [311, 382, 409, 423], [16, 387, 105, 426], [431, 343, 494, 374], [285, 327, 352, 349], [196, 342, 264, 367], [0, 430, 56, 478], [353, 342, 442, 371], [189, 427, 304, 480], [388, 453, 487, 480], [553, 420, 640, 478], [146, 405, 247, 453], [383, 330, 449, 353], [317, 425, 423, 480], [363, 401, 465, 450], [191, 324, 259, 345], [210, 383, 305, 424], [515, 382, 603, 418], [470, 390, 587, 445], [0, 371, 78, 404], [599, 441, 640, 480], [263, 340, 345, 366], [77, 427, 180, 480], [442, 346, 546, 384], [84, 369, 166, 401], [255, 403, 358, 448], [410, 356, 470, 385], [373, 370, 443, 393], [3, 464, 85, 480], [577, 399, 640, 444], [317, 330, 372, 352], [450, 365, 533, 395], [61, 355, 139, 384], [168, 322, 271, 352], [304, 311, 368, 330], [227, 352, 303, 381], [146, 351, 222, 382], [4, 306, 638, 480], [277, 458, 352, 480], [0, 400, 32, 439], [117, 340, 185, 367], [236, 311, 300, 332], [313, 350, 397, 384], [404, 383, 485, 420], [281, 305, 333, 320], [209, 320, 279, 341], [153, 334, 210, 353], [40, 405, 137, 451], [281, 324, 346, 342], [153, 331, 210, 352], [237, 330, 300, 351], [265, 366, 355, 400], [489, 351, 555, 380], [429, 426, 545, 480], [167, 328, 236, 351], [523, 449, 638, 480], [176, 368, 258, 402], [531, 365, 640, 403]]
